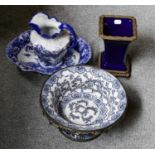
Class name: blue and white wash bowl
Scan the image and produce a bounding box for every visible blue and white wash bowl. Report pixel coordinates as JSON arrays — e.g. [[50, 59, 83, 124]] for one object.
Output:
[[6, 13, 91, 75], [41, 66, 127, 141]]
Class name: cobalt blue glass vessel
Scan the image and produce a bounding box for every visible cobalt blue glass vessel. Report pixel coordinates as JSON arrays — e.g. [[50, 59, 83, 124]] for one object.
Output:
[[99, 15, 137, 77]]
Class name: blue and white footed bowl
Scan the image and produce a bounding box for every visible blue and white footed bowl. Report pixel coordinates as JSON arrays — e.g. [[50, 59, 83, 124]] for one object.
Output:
[[6, 31, 91, 75], [41, 66, 127, 141]]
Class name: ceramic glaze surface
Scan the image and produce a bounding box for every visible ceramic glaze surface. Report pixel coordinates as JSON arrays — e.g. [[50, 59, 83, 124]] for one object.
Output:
[[100, 16, 137, 72], [6, 31, 91, 75], [6, 12, 92, 74], [30, 30, 70, 53], [29, 12, 62, 38], [41, 66, 127, 131], [29, 12, 78, 65], [60, 92, 101, 125], [101, 40, 129, 71], [104, 17, 133, 37]]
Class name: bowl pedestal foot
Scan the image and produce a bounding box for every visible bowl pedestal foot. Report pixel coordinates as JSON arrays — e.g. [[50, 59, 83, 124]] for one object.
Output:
[[59, 128, 102, 142]]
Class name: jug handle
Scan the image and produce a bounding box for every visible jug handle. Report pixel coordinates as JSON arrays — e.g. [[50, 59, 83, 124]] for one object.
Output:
[[60, 23, 77, 49]]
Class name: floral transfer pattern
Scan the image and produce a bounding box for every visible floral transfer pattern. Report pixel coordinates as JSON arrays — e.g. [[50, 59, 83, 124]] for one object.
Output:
[[6, 31, 91, 75], [41, 66, 127, 131]]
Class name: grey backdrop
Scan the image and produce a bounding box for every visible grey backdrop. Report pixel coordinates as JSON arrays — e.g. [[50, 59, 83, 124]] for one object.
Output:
[[0, 5, 155, 149]]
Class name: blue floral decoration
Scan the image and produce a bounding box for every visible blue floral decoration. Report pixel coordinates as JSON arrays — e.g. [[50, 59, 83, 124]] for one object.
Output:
[[41, 66, 127, 131], [6, 31, 92, 75]]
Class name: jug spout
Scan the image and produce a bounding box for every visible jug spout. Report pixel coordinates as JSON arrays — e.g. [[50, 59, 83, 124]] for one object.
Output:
[[29, 12, 62, 39], [29, 12, 77, 50]]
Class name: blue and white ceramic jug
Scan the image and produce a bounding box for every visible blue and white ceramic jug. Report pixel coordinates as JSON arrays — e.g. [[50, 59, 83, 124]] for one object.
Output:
[[28, 12, 77, 65], [6, 12, 92, 75]]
